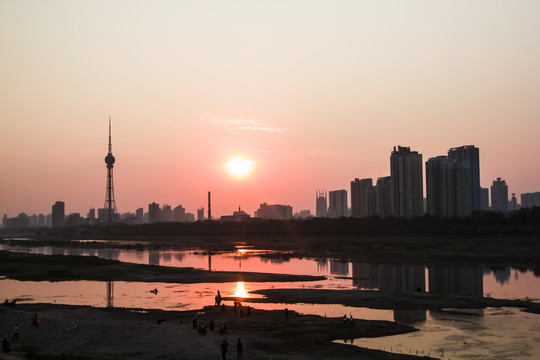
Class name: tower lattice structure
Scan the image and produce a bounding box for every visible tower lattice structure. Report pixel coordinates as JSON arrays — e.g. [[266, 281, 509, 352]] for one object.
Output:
[[104, 118, 117, 222]]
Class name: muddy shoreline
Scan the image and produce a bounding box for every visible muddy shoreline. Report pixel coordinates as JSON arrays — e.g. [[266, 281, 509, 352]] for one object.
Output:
[[2, 235, 539, 268], [0, 250, 324, 283], [1, 303, 435, 360]]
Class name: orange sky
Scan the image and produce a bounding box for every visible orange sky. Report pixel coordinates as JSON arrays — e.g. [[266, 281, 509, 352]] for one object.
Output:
[[1, 1, 540, 217]]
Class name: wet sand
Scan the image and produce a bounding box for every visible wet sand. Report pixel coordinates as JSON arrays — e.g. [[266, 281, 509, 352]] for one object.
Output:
[[0, 303, 434, 360], [247, 288, 540, 312], [0, 250, 324, 284]]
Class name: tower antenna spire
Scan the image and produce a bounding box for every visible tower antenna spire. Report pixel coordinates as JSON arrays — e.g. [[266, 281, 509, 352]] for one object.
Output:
[[104, 117, 117, 223], [108, 117, 112, 153]]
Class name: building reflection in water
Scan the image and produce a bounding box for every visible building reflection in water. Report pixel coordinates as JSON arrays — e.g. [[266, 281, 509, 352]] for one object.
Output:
[[352, 262, 484, 298], [97, 248, 120, 261], [352, 263, 425, 292], [490, 267, 512, 285], [148, 251, 160, 266], [106, 281, 114, 308], [393, 309, 426, 324], [428, 265, 483, 297], [330, 260, 349, 276], [317, 259, 328, 274]]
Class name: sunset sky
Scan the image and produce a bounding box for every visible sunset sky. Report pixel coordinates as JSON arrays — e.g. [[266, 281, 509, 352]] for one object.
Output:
[[1, 0, 540, 218]]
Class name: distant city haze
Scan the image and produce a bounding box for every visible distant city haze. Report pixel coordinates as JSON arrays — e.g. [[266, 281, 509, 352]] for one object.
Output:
[[1, 1, 540, 217]]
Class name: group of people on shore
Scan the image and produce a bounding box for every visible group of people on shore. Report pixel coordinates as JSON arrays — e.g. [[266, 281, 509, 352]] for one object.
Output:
[[2, 313, 40, 353], [214, 291, 246, 359], [221, 337, 243, 360]]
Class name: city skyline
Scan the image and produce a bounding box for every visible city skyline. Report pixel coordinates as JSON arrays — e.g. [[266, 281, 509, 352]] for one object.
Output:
[[2, 1, 540, 217]]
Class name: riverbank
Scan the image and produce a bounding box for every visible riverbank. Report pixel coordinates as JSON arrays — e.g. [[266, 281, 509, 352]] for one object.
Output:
[[2, 234, 540, 267], [0, 250, 324, 283], [0, 303, 434, 360], [246, 288, 540, 313]]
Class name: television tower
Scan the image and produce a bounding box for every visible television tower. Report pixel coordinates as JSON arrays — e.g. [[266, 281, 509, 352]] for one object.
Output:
[[104, 117, 117, 222]]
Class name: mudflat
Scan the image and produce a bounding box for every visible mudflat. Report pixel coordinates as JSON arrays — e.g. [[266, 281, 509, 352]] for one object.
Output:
[[0, 250, 324, 283], [0, 303, 433, 360]]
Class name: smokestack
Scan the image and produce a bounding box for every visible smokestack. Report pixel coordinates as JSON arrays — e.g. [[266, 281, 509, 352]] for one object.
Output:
[[208, 191, 211, 220]]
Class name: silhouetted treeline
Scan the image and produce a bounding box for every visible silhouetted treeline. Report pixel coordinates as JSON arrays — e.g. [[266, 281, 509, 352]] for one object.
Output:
[[38, 207, 540, 238]]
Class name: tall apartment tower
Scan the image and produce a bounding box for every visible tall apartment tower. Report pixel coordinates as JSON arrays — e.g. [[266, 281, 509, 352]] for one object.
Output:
[[52, 201, 65, 228], [328, 190, 348, 218], [315, 190, 327, 217], [135, 208, 144, 224], [521, 192, 540, 209], [390, 146, 423, 217], [103, 118, 117, 222], [448, 145, 480, 211], [161, 205, 172, 222], [426, 155, 472, 217], [148, 202, 161, 224], [351, 178, 374, 218], [197, 208, 205, 221], [376, 176, 392, 217], [491, 178, 508, 212]]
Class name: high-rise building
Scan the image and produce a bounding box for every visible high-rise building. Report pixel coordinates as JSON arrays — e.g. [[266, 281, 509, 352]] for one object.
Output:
[[491, 178, 508, 212], [136, 208, 144, 224], [521, 192, 540, 209], [148, 202, 161, 224], [38, 214, 46, 227], [480, 187, 489, 210], [2, 214, 7, 228], [5, 213, 30, 229], [390, 146, 423, 217], [66, 213, 82, 227], [375, 176, 392, 217], [426, 156, 451, 216], [254, 203, 293, 219], [315, 190, 327, 217], [510, 193, 519, 211], [161, 205, 172, 222], [426, 155, 472, 217], [448, 145, 480, 211], [351, 178, 374, 218], [29, 214, 38, 227], [52, 201, 65, 228], [87, 208, 96, 222], [197, 208, 205, 221], [328, 190, 348, 218], [173, 205, 186, 222]]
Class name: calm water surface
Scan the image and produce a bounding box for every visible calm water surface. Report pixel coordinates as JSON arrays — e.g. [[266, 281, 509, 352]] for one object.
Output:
[[1, 241, 539, 360]]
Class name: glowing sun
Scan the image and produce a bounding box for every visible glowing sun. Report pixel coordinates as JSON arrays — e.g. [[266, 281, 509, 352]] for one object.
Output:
[[223, 155, 256, 180]]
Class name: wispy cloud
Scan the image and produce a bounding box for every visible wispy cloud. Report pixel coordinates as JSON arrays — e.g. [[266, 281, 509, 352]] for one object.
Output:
[[288, 149, 360, 158], [199, 115, 287, 134]]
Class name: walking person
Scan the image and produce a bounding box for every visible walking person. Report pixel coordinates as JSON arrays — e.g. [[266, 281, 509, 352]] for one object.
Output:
[[12, 324, 19, 342], [220, 338, 229, 360], [31, 314, 39, 327], [236, 338, 243, 360]]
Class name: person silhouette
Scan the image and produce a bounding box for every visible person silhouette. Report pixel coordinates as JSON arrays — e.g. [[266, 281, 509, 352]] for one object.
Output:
[[220, 338, 229, 360], [236, 338, 243, 360]]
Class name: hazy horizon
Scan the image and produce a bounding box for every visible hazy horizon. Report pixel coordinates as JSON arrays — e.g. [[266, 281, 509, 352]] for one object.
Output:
[[2, 1, 539, 217]]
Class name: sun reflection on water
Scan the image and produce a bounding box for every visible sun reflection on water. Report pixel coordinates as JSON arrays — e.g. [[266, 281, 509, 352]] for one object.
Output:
[[234, 281, 249, 298]]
